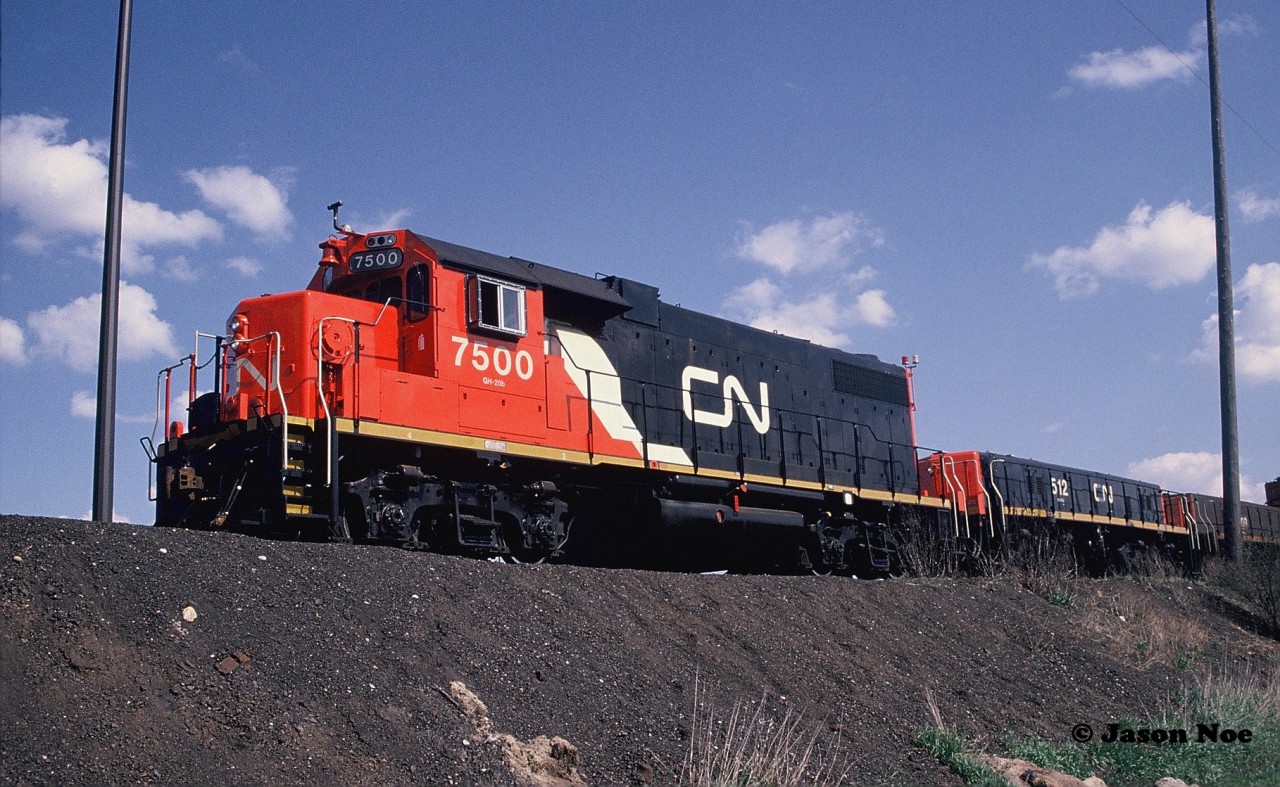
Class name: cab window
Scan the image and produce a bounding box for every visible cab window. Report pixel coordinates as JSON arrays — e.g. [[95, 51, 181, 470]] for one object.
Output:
[[468, 275, 526, 336], [406, 265, 429, 322], [365, 277, 401, 306]]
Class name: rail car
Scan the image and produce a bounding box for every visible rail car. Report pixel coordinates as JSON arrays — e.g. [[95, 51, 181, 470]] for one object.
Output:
[[918, 451, 1209, 570], [1164, 492, 1280, 548], [147, 212, 947, 574], [146, 211, 1279, 573]]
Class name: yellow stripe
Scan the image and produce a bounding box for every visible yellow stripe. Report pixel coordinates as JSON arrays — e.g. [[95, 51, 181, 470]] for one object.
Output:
[[335, 418, 597, 464], [1003, 505, 1184, 533], [335, 418, 948, 508], [167, 413, 946, 511]]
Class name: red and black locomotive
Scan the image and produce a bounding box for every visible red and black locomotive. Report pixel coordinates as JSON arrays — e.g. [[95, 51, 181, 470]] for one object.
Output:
[[148, 212, 1280, 573]]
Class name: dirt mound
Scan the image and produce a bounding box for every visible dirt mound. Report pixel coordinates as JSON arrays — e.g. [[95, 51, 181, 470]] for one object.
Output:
[[0, 515, 1264, 784]]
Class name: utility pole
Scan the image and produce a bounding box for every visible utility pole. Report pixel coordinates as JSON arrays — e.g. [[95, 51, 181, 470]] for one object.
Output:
[[1205, 0, 1242, 561], [92, 0, 134, 524]]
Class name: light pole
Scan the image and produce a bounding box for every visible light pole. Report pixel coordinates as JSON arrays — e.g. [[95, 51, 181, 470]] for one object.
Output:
[[1205, 0, 1242, 561], [92, 0, 134, 524]]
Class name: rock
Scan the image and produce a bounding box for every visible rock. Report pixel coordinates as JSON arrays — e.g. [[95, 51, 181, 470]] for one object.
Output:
[[215, 656, 240, 675], [978, 754, 1105, 787], [181, 606, 197, 622], [215, 651, 251, 675], [449, 680, 494, 740], [448, 681, 585, 786], [503, 735, 585, 787]]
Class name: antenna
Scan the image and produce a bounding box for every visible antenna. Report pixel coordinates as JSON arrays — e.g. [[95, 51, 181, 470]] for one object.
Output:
[[327, 200, 352, 234]]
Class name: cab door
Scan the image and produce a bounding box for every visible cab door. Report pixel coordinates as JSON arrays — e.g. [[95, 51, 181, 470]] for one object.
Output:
[[402, 263, 436, 376]]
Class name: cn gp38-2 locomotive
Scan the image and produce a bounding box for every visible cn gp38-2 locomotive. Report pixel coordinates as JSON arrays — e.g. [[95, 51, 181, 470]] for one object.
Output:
[[147, 214, 1280, 573]]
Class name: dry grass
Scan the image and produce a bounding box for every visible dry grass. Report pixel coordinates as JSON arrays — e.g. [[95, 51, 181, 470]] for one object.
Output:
[[680, 673, 852, 786], [1203, 547, 1280, 638], [1075, 583, 1211, 669], [893, 513, 964, 578]]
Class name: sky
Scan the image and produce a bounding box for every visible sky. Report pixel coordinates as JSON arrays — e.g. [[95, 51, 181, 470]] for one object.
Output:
[[1, 1, 1278, 524]]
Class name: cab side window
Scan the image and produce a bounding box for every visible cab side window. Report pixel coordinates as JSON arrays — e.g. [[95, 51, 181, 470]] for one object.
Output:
[[406, 265, 429, 322], [468, 275, 526, 336]]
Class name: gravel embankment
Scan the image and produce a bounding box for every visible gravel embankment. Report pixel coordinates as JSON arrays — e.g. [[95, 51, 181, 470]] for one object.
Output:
[[2, 515, 1198, 785]]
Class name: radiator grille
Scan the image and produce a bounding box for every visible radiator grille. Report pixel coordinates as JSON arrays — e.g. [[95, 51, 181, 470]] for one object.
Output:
[[832, 361, 908, 406]]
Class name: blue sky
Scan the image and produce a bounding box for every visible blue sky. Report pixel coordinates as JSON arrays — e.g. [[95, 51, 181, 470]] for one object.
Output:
[[2, 1, 1277, 523]]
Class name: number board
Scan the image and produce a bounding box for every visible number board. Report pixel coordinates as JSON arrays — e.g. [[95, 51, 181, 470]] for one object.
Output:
[[349, 248, 404, 272]]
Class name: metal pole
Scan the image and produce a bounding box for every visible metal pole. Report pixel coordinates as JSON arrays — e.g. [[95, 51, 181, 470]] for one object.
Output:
[[92, 0, 134, 524], [1205, 0, 1242, 561]]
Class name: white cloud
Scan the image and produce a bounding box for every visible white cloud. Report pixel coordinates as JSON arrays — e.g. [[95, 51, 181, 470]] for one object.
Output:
[[219, 45, 260, 74], [1027, 201, 1215, 298], [1235, 263, 1280, 382], [26, 281, 180, 372], [1067, 18, 1257, 91], [70, 390, 97, 418], [1, 114, 107, 236], [373, 208, 413, 229], [853, 289, 895, 328], [1128, 451, 1267, 503], [735, 212, 884, 274], [0, 317, 26, 364], [71, 389, 165, 425], [184, 165, 292, 239], [1187, 262, 1280, 381], [724, 277, 895, 346], [1068, 44, 1199, 89], [1129, 451, 1221, 495], [1197, 263, 1280, 382], [225, 256, 263, 277], [0, 114, 222, 274], [1237, 190, 1280, 223], [726, 211, 895, 345], [163, 255, 200, 282], [1204, 15, 1262, 43]]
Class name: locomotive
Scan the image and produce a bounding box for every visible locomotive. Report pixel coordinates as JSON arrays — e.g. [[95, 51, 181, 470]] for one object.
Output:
[[146, 211, 1280, 573]]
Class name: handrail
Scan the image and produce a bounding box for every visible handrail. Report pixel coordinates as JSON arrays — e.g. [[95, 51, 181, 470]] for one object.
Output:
[[939, 454, 961, 537], [950, 454, 990, 539], [987, 457, 1007, 539], [940, 455, 970, 538], [547, 327, 922, 495], [316, 301, 398, 485], [226, 330, 287, 460], [152, 355, 194, 446]]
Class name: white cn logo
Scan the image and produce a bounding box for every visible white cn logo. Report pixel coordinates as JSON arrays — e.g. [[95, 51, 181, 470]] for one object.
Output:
[[681, 365, 770, 435]]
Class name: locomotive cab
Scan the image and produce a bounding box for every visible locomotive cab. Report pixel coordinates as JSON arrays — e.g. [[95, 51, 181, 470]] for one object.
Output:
[[313, 230, 436, 379]]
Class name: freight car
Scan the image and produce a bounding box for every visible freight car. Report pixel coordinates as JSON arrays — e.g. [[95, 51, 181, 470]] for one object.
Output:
[[146, 212, 948, 574], [917, 450, 1195, 570], [1163, 492, 1280, 549]]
